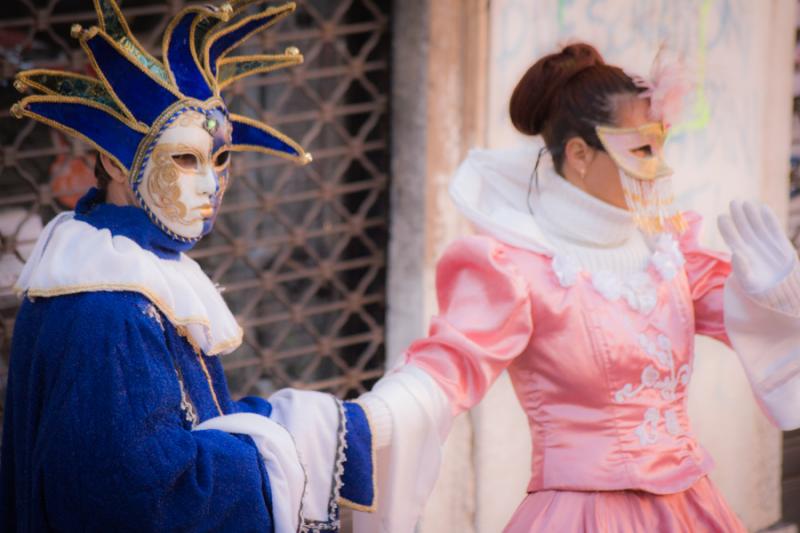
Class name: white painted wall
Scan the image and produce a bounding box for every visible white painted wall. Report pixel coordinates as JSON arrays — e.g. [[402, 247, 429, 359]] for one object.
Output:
[[469, 1, 796, 531]]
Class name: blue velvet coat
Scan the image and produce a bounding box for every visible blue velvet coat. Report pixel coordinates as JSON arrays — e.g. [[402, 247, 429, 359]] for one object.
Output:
[[0, 192, 374, 532]]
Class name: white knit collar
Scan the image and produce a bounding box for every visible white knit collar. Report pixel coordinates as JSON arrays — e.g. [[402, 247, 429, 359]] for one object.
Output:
[[531, 165, 637, 248], [450, 145, 639, 255], [16, 213, 242, 355]]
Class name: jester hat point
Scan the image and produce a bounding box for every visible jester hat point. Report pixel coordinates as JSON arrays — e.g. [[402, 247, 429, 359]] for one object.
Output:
[[11, 0, 311, 196]]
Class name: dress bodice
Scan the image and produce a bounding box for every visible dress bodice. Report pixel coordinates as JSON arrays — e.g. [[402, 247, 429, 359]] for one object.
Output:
[[399, 146, 800, 504], [504, 231, 713, 494], [405, 212, 733, 494]]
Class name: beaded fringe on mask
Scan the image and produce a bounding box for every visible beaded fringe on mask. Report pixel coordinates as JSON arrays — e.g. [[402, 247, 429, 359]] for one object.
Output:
[[620, 172, 686, 235]]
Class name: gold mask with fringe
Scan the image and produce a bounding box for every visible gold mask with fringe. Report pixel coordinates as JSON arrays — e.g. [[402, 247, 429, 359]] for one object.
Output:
[[596, 122, 685, 234]]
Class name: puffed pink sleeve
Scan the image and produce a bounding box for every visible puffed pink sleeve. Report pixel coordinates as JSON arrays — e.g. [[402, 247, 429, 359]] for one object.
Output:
[[678, 211, 733, 346], [403, 234, 534, 416]]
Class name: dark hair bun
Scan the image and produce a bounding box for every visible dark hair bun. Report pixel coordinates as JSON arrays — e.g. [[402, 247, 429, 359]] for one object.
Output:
[[509, 43, 605, 136]]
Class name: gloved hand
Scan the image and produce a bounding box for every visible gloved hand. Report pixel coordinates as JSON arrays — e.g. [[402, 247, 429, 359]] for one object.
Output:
[[717, 200, 798, 294]]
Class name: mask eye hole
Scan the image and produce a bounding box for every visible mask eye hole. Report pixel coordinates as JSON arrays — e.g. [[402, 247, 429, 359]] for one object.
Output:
[[214, 150, 230, 168], [630, 144, 653, 158], [172, 153, 199, 170]]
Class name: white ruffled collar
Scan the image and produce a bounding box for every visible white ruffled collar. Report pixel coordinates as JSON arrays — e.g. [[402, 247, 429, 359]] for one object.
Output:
[[449, 145, 556, 255], [449, 146, 686, 316], [449, 145, 639, 254], [16, 213, 242, 355]]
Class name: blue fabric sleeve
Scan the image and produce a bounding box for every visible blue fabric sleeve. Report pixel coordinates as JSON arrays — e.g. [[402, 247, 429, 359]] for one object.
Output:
[[235, 396, 273, 417], [33, 292, 274, 532], [339, 401, 376, 511]]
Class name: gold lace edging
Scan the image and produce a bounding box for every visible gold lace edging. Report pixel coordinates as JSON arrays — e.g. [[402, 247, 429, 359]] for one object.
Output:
[[22, 282, 243, 356]]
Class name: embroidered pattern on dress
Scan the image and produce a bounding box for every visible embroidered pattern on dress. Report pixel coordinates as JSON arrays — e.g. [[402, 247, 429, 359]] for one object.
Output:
[[152, 302, 199, 428], [551, 254, 581, 287], [592, 270, 658, 315], [651, 233, 685, 281], [614, 332, 691, 445]]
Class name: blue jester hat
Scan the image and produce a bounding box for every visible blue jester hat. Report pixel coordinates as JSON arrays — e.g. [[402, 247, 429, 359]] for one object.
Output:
[[11, 0, 310, 242]]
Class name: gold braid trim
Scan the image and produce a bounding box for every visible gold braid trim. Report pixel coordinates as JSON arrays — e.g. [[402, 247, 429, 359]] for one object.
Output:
[[228, 112, 311, 165], [182, 331, 225, 415], [15, 93, 147, 133], [21, 282, 243, 356], [162, 5, 230, 91], [76, 26, 185, 122], [206, 333, 243, 355], [202, 2, 296, 86], [229, 0, 280, 11], [14, 68, 126, 116], [228, 144, 311, 165], [11, 94, 150, 174], [16, 69, 102, 88], [91, 0, 167, 81], [216, 52, 303, 91], [190, 11, 229, 89], [337, 399, 379, 513]]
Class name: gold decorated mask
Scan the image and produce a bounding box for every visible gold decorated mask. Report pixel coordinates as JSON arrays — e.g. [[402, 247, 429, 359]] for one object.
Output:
[[595, 122, 672, 181], [138, 106, 232, 240], [595, 122, 685, 234]]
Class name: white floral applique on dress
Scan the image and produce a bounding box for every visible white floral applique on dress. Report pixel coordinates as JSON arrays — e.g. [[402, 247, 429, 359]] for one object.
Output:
[[614, 332, 692, 445]]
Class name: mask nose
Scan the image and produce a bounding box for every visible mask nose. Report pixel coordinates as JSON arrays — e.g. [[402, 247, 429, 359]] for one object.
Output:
[[196, 167, 217, 196]]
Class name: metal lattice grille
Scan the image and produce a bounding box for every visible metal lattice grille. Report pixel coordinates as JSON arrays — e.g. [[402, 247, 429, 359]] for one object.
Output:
[[0, 0, 390, 420]]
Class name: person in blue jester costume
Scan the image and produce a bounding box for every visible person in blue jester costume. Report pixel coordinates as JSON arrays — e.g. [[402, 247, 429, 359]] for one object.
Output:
[[0, 2, 379, 531]]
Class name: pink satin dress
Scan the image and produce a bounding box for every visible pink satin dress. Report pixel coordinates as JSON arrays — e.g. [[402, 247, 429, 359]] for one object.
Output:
[[405, 213, 747, 532]]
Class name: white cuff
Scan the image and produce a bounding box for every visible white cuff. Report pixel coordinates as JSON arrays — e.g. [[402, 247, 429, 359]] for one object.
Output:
[[268, 389, 344, 525], [724, 277, 800, 430], [745, 260, 800, 316], [358, 393, 392, 449], [352, 365, 453, 533], [194, 413, 305, 533]]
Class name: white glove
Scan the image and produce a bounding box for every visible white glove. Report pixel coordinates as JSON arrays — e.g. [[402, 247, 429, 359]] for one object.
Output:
[[717, 200, 797, 294]]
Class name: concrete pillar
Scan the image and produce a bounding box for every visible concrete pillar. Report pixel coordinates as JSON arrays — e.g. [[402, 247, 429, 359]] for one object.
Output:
[[387, 0, 489, 531]]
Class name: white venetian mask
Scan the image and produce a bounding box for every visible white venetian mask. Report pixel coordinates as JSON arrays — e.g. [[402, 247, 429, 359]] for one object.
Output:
[[137, 107, 232, 240]]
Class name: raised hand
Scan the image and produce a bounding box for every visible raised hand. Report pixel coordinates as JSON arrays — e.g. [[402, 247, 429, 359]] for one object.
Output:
[[717, 200, 797, 294]]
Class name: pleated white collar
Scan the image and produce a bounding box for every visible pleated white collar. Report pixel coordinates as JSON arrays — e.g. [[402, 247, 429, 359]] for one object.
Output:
[[16, 213, 242, 355]]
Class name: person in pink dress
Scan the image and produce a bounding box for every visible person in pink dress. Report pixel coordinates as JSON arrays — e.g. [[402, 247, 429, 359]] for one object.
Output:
[[353, 43, 800, 533]]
